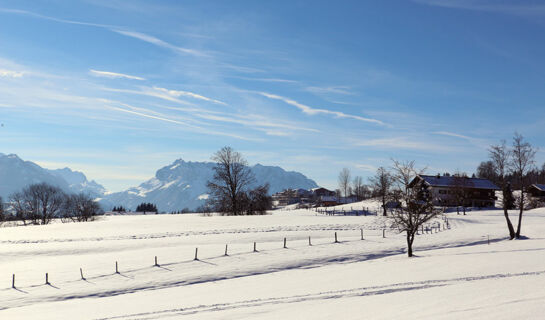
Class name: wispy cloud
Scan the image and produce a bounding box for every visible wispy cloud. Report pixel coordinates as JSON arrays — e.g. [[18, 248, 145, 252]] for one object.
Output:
[[305, 86, 352, 95], [89, 69, 145, 80], [355, 164, 377, 172], [106, 103, 261, 142], [0, 7, 117, 28], [413, 0, 545, 17], [230, 76, 298, 83], [152, 86, 227, 105], [112, 30, 207, 57], [100, 86, 194, 106], [433, 131, 474, 141], [258, 92, 385, 125], [0, 8, 207, 58], [356, 137, 453, 152], [0, 69, 24, 78], [433, 130, 490, 149]]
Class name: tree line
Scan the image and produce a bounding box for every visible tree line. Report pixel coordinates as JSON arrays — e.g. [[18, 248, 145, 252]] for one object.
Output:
[[0, 182, 102, 226], [135, 203, 158, 213]]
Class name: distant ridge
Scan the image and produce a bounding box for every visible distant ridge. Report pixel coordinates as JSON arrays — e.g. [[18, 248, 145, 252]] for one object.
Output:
[[0, 153, 319, 212], [99, 158, 318, 212], [0, 153, 106, 199]]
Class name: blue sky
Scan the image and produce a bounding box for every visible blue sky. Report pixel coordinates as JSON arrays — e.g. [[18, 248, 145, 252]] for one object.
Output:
[[1, 0, 545, 191]]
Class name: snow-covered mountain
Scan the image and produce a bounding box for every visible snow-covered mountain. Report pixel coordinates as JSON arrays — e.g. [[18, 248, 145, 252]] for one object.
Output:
[[48, 167, 106, 197], [99, 159, 318, 212], [0, 153, 106, 199], [0, 153, 318, 212]]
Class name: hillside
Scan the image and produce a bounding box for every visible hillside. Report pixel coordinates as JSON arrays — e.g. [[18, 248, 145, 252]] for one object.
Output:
[[1, 208, 545, 319]]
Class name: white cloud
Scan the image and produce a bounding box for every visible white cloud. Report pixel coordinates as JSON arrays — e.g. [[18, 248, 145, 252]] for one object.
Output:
[[100, 87, 194, 106], [305, 86, 352, 95], [112, 30, 207, 57], [258, 92, 385, 125], [0, 69, 24, 78], [356, 137, 452, 152], [230, 76, 298, 83], [89, 69, 145, 80], [0, 8, 207, 58], [413, 0, 545, 18], [433, 131, 474, 141], [152, 86, 227, 105], [107, 103, 261, 142], [355, 164, 377, 172]]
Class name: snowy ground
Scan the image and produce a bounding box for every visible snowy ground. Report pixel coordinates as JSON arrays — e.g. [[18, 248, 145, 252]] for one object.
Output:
[[1, 204, 545, 319]]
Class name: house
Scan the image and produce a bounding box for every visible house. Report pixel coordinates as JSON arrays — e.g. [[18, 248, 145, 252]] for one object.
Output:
[[319, 196, 338, 207], [408, 174, 499, 207], [272, 189, 300, 207], [311, 187, 336, 198], [310, 188, 338, 206], [528, 184, 545, 200]]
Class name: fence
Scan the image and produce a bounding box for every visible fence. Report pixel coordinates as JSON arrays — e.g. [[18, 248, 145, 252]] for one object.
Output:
[[315, 207, 378, 216], [7, 217, 453, 290]]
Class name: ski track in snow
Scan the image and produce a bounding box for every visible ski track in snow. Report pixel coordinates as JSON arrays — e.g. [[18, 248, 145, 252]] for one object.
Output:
[[3, 209, 540, 319], [1, 233, 503, 312], [0, 223, 399, 245], [93, 270, 545, 320]]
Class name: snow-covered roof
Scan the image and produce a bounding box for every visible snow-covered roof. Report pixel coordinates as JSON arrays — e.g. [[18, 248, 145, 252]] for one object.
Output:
[[410, 175, 500, 190], [531, 184, 545, 191]]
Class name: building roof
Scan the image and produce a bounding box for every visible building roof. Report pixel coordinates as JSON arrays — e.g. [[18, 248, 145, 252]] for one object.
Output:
[[409, 175, 500, 190], [530, 184, 545, 191]]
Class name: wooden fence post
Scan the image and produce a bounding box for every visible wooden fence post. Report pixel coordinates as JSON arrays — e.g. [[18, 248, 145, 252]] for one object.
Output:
[[80, 268, 85, 280], [309, 236, 312, 246], [335, 232, 338, 243], [225, 244, 228, 256], [253, 242, 257, 252], [361, 228, 364, 240], [383, 228, 385, 238], [12, 274, 15, 288], [115, 261, 119, 274], [45, 273, 49, 285], [194, 248, 199, 260], [283, 237, 287, 249], [154, 256, 159, 267]]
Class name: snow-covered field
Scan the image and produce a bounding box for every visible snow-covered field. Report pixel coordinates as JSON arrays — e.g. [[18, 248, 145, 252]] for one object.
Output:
[[2, 204, 545, 319]]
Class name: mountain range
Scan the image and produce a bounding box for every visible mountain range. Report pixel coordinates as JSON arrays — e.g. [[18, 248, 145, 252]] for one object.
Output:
[[0, 153, 318, 212]]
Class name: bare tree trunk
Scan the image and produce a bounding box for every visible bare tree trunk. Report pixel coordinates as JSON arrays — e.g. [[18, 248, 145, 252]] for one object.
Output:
[[504, 206, 515, 239], [382, 195, 387, 216], [516, 192, 524, 238], [407, 231, 414, 257]]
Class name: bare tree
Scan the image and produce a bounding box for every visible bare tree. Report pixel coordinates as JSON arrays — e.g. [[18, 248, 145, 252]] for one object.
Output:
[[26, 183, 66, 225], [338, 168, 351, 198], [8, 183, 65, 225], [8, 191, 30, 225], [207, 146, 255, 215], [352, 176, 367, 201], [64, 193, 103, 222], [489, 140, 516, 239], [245, 184, 273, 215], [369, 167, 392, 216], [391, 159, 426, 196], [476, 160, 498, 185], [390, 192, 440, 257], [510, 133, 537, 238]]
